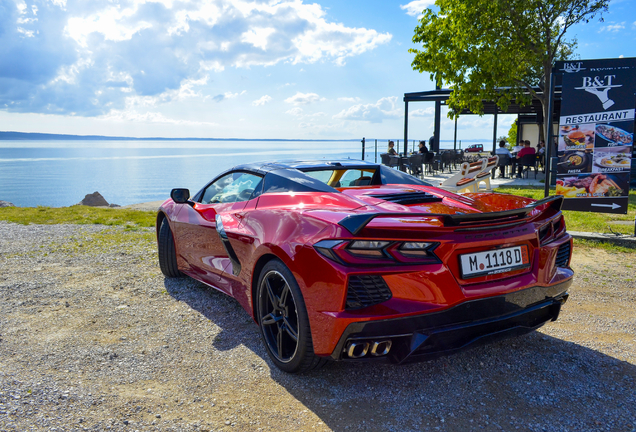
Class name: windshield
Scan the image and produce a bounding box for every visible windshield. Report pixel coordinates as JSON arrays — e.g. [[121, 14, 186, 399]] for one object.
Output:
[[302, 168, 377, 187]]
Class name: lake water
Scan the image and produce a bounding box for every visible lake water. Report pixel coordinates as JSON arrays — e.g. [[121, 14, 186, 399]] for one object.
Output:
[[0, 139, 398, 207]]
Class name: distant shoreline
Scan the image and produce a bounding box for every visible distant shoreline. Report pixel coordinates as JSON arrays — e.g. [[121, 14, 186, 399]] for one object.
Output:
[[0, 131, 487, 143], [0, 131, 359, 142]]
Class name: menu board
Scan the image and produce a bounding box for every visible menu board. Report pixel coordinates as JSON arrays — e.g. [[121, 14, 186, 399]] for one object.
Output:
[[554, 59, 635, 214]]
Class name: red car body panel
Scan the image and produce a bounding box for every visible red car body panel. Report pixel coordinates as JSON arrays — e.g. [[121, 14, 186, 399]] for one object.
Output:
[[158, 160, 573, 362]]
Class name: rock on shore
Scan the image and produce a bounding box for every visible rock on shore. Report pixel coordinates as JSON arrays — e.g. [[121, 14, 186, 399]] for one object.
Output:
[[0, 200, 15, 207], [78, 191, 116, 207]]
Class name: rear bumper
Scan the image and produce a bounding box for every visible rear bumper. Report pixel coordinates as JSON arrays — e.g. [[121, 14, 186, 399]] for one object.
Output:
[[330, 280, 571, 364]]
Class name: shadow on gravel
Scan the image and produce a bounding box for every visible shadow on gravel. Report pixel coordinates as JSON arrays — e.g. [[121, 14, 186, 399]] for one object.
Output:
[[163, 277, 264, 354], [165, 276, 636, 432]]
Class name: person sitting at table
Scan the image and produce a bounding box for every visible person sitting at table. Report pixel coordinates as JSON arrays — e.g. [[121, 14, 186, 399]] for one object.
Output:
[[418, 140, 429, 155], [515, 140, 536, 178], [510, 140, 527, 171], [387, 140, 397, 156], [537, 140, 546, 169], [495, 140, 511, 178]]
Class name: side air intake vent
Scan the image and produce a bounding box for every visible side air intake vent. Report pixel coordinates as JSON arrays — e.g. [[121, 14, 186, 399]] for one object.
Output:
[[368, 192, 443, 205], [346, 275, 392, 310], [555, 241, 571, 268]]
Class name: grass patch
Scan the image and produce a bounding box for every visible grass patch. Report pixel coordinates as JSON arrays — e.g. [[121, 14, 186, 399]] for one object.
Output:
[[496, 186, 636, 235], [573, 238, 636, 254], [0, 206, 156, 229], [42, 227, 158, 262]]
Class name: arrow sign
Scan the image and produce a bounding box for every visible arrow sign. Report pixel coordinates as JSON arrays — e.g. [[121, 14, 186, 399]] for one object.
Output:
[[591, 203, 622, 210]]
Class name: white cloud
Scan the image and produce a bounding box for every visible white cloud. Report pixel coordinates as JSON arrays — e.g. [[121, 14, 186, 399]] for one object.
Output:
[[400, 0, 436, 17], [17, 27, 35, 37], [102, 110, 218, 126], [241, 27, 276, 50], [16, 0, 27, 14], [65, 7, 153, 48], [252, 95, 272, 106], [285, 107, 303, 116], [212, 91, 246, 103], [284, 108, 326, 119], [338, 97, 361, 102], [333, 96, 401, 123], [0, 0, 391, 117], [599, 22, 625, 33], [284, 92, 324, 105], [409, 107, 434, 117]]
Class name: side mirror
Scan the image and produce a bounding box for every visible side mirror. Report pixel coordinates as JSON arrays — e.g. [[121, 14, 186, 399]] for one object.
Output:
[[171, 188, 190, 204]]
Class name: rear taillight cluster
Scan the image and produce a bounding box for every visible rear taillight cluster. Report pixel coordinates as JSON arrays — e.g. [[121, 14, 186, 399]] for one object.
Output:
[[539, 216, 566, 246], [314, 239, 439, 265]]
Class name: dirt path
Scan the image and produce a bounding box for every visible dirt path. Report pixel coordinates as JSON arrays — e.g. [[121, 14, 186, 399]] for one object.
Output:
[[0, 222, 634, 431]]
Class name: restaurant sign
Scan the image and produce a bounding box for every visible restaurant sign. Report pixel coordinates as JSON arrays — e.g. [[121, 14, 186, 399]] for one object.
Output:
[[553, 58, 635, 214]]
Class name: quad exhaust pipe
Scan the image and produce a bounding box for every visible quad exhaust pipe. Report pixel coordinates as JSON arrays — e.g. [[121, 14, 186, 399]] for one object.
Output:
[[345, 340, 392, 359]]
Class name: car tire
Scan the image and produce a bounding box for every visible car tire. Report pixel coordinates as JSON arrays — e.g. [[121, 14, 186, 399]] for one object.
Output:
[[256, 259, 328, 373], [158, 218, 183, 278]]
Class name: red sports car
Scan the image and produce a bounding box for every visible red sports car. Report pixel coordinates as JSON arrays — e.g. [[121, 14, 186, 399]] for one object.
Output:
[[157, 160, 572, 373]]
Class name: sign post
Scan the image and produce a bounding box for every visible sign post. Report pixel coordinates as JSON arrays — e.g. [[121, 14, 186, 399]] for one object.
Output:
[[552, 58, 636, 215]]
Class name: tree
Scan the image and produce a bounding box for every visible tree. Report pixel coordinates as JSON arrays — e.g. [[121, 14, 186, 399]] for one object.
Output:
[[507, 120, 518, 149], [409, 0, 608, 146]]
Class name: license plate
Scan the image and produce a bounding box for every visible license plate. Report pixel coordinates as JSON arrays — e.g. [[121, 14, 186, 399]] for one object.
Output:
[[460, 245, 530, 278]]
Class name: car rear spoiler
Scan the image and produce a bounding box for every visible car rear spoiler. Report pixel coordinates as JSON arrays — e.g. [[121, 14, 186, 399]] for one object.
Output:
[[338, 195, 563, 236]]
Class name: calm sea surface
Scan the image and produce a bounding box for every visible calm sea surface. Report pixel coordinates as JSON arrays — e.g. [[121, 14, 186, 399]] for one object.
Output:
[[0, 140, 392, 207]]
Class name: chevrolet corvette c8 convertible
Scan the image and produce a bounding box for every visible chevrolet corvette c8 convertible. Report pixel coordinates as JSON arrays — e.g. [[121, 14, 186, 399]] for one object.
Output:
[[156, 160, 573, 373]]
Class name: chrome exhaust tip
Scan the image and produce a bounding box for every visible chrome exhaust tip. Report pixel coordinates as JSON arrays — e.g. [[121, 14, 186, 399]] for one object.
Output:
[[370, 340, 392, 356], [346, 341, 369, 359]]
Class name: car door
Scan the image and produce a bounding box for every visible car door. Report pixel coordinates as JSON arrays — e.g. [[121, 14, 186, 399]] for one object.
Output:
[[172, 171, 263, 293]]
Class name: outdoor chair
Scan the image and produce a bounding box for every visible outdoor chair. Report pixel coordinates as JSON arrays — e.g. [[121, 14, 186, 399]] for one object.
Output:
[[423, 152, 435, 175], [438, 159, 487, 193], [407, 154, 424, 178], [431, 153, 442, 174], [519, 153, 538, 178], [452, 150, 463, 169], [476, 156, 499, 191], [537, 154, 545, 172], [441, 151, 453, 173], [380, 153, 399, 169], [494, 154, 511, 178]]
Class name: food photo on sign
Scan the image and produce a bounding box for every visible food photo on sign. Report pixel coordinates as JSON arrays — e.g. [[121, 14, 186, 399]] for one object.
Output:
[[595, 123, 634, 146], [557, 149, 593, 174], [558, 123, 595, 152], [556, 172, 628, 198], [592, 145, 632, 173]]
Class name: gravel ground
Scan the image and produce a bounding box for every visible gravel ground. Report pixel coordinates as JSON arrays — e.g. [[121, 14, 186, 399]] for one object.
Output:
[[0, 221, 635, 432]]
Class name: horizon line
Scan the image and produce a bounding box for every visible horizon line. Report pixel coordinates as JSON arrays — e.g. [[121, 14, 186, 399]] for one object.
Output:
[[0, 131, 490, 143]]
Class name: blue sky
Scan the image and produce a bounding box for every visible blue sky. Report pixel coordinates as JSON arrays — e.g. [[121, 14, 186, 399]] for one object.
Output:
[[1, 0, 635, 141]]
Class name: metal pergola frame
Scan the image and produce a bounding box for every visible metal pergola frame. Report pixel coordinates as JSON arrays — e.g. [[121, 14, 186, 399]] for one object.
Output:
[[402, 87, 562, 156]]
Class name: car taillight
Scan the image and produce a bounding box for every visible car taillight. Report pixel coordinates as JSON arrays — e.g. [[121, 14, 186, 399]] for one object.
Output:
[[314, 239, 439, 266], [539, 216, 566, 246], [347, 240, 391, 257], [399, 242, 434, 257]]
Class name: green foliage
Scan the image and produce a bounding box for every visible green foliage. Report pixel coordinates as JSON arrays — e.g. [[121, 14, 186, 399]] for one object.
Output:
[[507, 120, 518, 148], [0, 206, 156, 228], [409, 0, 608, 123]]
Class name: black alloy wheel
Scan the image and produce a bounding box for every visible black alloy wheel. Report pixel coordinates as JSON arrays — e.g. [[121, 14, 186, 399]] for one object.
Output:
[[256, 260, 327, 373], [158, 217, 183, 278]]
